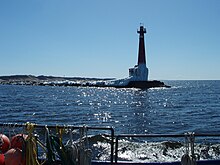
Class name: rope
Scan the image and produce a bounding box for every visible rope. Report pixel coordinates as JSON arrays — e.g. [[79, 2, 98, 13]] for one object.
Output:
[[65, 138, 78, 164], [56, 126, 65, 155], [79, 126, 92, 165], [181, 132, 198, 165], [65, 128, 78, 164], [45, 126, 56, 163], [46, 126, 76, 165], [25, 122, 46, 165]]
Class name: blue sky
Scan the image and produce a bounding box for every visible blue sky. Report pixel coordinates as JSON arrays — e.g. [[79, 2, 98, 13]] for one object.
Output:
[[0, 0, 220, 80]]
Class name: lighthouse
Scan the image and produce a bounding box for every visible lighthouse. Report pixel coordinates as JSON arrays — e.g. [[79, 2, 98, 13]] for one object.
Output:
[[104, 25, 170, 89], [129, 25, 149, 81]]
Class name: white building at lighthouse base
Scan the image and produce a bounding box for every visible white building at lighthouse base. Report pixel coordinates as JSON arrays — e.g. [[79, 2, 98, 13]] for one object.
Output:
[[103, 64, 149, 87], [129, 63, 149, 81]]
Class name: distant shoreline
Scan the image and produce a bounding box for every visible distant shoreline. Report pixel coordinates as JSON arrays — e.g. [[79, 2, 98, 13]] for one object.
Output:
[[0, 75, 114, 86]]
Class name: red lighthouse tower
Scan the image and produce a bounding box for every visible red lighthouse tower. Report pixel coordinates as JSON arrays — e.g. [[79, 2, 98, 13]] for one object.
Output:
[[129, 25, 149, 81], [137, 25, 146, 65]]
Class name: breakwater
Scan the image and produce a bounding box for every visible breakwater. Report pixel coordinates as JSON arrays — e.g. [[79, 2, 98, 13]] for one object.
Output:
[[0, 75, 170, 89]]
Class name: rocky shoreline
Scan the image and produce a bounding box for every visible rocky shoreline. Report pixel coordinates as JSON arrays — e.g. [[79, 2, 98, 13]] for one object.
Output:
[[0, 75, 170, 89]]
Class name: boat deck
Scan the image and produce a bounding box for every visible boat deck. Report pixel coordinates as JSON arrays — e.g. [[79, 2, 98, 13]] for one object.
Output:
[[1, 123, 220, 165]]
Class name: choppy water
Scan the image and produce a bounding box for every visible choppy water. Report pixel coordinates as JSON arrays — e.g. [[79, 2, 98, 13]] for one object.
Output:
[[1, 80, 220, 134], [1, 80, 220, 162]]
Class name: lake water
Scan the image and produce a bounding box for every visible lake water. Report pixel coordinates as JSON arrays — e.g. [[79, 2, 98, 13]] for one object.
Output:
[[1, 80, 220, 162], [1, 80, 220, 134]]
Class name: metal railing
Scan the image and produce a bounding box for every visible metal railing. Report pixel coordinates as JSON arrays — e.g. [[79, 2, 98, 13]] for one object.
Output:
[[2, 123, 220, 164], [0, 123, 115, 164]]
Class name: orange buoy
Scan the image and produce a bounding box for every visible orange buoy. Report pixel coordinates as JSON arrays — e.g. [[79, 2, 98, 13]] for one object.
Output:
[[0, 134, 10, 154], [10, 134, 27, 150], [4, 148, 25, 165], [0, 154, 5, 165]]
